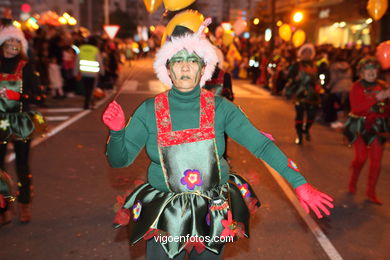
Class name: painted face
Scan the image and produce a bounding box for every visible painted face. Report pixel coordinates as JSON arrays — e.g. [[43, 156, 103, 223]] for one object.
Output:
[[3, 39, 22, 58], [167, 49, 205, 92], [360, 66, 378, 83]]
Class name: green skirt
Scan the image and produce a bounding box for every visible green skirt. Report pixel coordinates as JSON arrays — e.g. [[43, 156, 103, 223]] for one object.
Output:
[[115, 173, 260, 259], [344, 116, 389, 144], [0, 111, 46, 142]]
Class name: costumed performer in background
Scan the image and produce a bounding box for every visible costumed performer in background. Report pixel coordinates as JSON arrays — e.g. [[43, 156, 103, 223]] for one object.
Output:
[[344, 57, 390, 204]]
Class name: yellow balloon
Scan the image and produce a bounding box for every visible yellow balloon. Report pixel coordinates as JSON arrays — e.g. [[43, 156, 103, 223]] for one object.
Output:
[[163, 0, 196, 11], [367, 0, 388, 21], [222, 32, 234, 46], [278, 24, 292, 41], [292, 29, 306, 47], [161, 9, 204, 45], [143, 0, 163, 13]]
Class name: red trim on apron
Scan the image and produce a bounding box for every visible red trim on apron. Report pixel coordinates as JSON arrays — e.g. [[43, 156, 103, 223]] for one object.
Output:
[[0, 60, 27, 81], [155, 89, 215, 147]]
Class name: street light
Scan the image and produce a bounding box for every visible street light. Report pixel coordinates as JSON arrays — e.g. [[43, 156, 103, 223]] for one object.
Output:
[[59, 13, 78, 26], [293, 11, 304, 23], [63, 12, 71, 20], [13, 21, 22, 28], [253, 18, 260, 25], [68, 17, 77, 25], [59, 16, 67, 24]]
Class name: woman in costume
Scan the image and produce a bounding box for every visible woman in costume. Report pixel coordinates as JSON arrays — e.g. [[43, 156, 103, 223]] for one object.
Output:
[[285, 43, 321, 145], [0, 25, 45, 223], [103, 19, 333, 259], [344, 57, 390, 204]]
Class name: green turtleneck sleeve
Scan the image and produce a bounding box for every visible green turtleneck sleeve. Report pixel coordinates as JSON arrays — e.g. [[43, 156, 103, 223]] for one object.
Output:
[[106, 86, 307, 191], [219, 98, 307, 188]]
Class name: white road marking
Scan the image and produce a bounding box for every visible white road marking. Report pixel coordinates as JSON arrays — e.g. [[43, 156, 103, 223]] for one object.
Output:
[[45, 116, 70, 121], [120, 80, 138, 93], [263, 162, 344, 260], [149, 80, 169, 93], [38, 108, 84, 113], [6, 93, 114, 163]]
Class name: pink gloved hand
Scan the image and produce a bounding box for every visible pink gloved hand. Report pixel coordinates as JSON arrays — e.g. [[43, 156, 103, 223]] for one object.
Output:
[[5, 89, 21, 100], [295, 183, 334, 219], [102, 100, 125, 131]]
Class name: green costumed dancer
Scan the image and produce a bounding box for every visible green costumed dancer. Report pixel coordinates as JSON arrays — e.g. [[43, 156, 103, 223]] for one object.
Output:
[[103, 16, 334, 260]]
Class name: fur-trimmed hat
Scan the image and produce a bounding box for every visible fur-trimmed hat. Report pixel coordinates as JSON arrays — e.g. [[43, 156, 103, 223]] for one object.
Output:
[[297, 43, 315, 60], [153, 18, 218, 88], [0, 25, 28, 54]]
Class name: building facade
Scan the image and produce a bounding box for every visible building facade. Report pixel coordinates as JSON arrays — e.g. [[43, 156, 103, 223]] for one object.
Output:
[[274, 0, 383, 47]]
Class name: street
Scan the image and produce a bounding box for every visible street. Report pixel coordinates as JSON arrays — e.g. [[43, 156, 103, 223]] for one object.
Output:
[[1, 58, 389, 260]]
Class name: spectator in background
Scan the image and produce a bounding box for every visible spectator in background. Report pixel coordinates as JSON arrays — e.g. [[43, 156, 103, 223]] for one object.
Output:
[[75, 36, 104, 109], [328, 53, 353, 128], [62, 45, 77, 96], [48, 57, 64, 98]]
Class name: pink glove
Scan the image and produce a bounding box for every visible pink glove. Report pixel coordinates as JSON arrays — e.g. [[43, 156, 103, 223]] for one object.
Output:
[[295, 183, 334, 219], [5, 89, 21, 100], [102, 100, 125, 131]]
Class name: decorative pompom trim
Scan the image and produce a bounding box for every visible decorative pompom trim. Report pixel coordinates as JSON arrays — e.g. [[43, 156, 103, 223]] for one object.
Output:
[[0, 26, 28, 54]]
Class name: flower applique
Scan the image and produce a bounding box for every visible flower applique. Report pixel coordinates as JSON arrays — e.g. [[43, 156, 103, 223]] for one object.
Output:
[[132, 200, 142, 221], [34, 114, 45, 124], [184, 239, 206, 254], [180, 169, 203, 190], [220, 210, 245, 239], [288, 158, 300, 172], [143, 228, 169, 240], [113, 208, 130, 227], [260, 131, 275, 141], [237, 183, 251, 198], [0, 119, 10, 130]]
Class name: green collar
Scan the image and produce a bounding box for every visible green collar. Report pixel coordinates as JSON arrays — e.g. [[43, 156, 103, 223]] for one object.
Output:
[[169, 85, 201, 102]]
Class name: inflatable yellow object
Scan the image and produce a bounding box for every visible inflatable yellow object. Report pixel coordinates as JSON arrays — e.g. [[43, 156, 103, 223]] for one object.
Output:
[[279, 24, 292, 42], [143, 0, 163, 13], [161, 9, 204, 45], [292, 29, 306, 47], [163, 0, 196, 11], [367, 0, 388, 21]]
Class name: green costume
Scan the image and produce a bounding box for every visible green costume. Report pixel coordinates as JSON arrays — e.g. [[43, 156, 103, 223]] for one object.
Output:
[[344, 80, 390, 145], [0, 60, 45, 142], [107, 85, 307, 258]]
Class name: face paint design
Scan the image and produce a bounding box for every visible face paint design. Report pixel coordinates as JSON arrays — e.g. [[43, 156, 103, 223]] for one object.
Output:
[[168, 49, 205, 92]]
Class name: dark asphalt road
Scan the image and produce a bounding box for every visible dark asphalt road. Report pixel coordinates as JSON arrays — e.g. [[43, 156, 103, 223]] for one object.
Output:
[[1, 59, 389, 260]]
